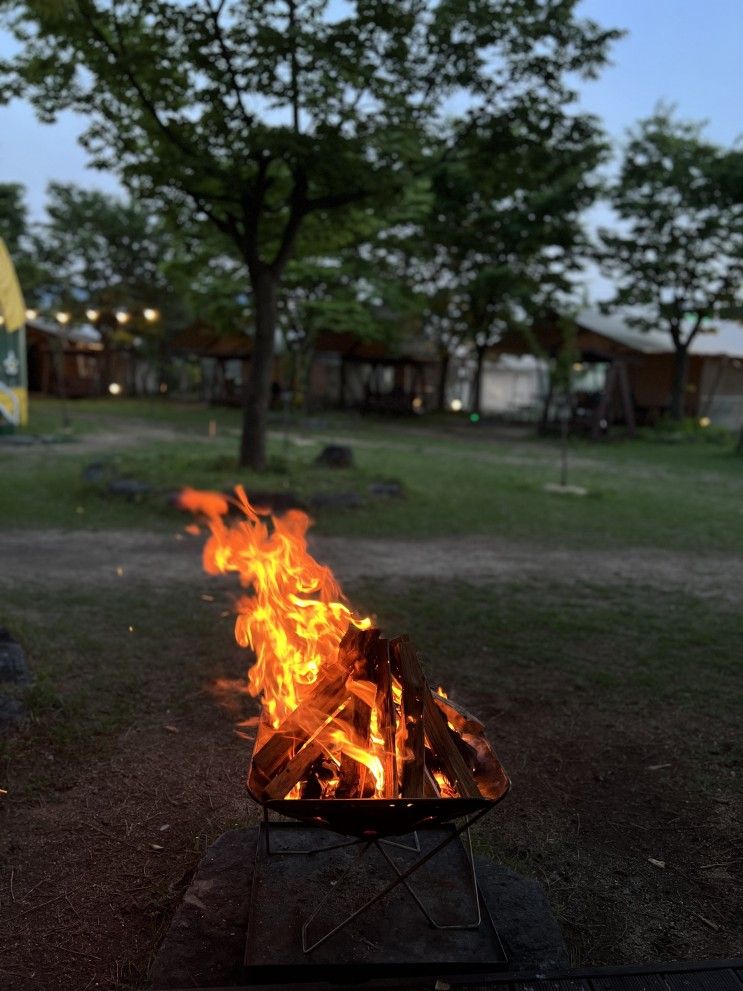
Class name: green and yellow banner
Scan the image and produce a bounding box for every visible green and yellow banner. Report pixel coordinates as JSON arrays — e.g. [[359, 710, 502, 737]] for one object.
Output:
[[0, 237, 28, 427]]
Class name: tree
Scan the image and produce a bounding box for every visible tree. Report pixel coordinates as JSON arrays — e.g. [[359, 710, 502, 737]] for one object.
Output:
[[0, 183, 26, 255], [31, 182, 180, 391], [0, 0, 618, 467], [0, 182, 47, 295], [598, 109, 743, 420], [407, 105, 607, 413]]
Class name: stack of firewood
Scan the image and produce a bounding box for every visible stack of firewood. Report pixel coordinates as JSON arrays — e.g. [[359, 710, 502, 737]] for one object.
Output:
[[249, 626, 502, 802]]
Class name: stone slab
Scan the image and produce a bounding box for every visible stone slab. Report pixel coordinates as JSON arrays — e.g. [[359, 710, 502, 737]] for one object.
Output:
[[150, 827, 567, 989], [0, 628, 30, 733], [0, 627, 30, 685]]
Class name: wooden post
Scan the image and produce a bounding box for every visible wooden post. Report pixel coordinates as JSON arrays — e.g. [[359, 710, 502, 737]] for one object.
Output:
[[617, 359, 636, 438]]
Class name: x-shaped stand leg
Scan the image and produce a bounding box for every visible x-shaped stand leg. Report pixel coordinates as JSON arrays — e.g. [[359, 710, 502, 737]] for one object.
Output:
[[294, 807, 491, 954]]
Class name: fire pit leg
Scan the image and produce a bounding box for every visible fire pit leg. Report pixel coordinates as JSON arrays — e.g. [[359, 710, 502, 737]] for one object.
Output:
[[379, 832, 421, 854], [376, 818, 482, 929], [301, 840, 375, 954], [300, 808, 494, 954]]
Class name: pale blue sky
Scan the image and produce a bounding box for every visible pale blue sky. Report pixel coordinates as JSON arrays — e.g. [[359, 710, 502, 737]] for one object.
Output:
[[0, 0, 741, 300]]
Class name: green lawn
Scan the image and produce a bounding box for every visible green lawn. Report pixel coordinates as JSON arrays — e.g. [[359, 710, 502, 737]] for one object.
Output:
[[2, 396, 742, 552]]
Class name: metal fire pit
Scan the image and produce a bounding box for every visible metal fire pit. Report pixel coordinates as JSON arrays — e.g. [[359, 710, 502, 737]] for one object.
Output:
[[245, 750, 511, 960], [247, 751, 510, 839]]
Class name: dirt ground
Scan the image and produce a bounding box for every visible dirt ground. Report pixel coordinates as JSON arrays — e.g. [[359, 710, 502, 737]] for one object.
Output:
[[3, 527, 743, 604], [1, 528, 742, 989]]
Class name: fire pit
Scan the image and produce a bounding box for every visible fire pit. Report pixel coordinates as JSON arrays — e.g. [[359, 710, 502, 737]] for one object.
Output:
[[181, 485, 510, 963]]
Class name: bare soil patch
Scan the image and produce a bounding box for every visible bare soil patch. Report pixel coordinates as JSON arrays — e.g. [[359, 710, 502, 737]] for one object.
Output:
[[2, 528, 743, 605], [1, 704, 255, 990]]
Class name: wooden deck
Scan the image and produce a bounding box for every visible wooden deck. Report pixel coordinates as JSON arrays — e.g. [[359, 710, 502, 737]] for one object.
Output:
[[463, 958, 743, 991], [213, 958, 743, 991]]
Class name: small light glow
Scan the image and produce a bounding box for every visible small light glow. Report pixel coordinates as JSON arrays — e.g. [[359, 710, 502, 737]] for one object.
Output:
[[115, 310, 130, 324], [85, 308, 100, 322], [572, 361, 585, 372], [159, 382, 168, 393], [411, 396, 423, 410], [143, 307, 159, 322], [25, 308, 38, 320], [108, 382, 122, 396], [469, 412, 481, 423], [56, 311, 71, 325], [699, 416, 711, 428], [450, 398, 463, 412]]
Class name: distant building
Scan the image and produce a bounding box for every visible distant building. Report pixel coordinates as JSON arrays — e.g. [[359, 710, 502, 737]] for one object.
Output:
[[492, 309, 743, 431]]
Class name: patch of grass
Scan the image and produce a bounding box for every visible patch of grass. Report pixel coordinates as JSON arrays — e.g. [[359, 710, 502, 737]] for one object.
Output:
[[2, 396, 743, 553], [349, 577, 743, 721], [0, 581, 248, 799]]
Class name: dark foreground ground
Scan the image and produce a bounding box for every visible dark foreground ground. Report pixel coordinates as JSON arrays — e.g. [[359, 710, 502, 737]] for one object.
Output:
[[1, 401, 741, 989]]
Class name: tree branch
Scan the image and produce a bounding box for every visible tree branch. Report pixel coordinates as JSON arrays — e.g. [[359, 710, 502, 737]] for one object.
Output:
[[287, 0, 301, 135], [270, 169, 308, 277], [76, 0, 195, 161], [305, 188, 368, 212], [204, 0, 255, 131]]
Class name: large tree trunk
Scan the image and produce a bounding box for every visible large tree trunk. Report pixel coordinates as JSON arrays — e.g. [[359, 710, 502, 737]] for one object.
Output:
[[240, 265, 278, 469], [437, 350, 450, 411], [472, 345, 486, 416], [669, 345, 689, 421]]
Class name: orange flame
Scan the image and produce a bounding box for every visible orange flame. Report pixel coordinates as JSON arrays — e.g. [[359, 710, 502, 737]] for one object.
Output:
[[187, 486, 370, 732], [183, 486, 488, 802]]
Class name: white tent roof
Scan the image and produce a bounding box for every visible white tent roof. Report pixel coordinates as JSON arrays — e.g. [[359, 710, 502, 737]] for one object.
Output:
[[577, 308, 743, 359], [27, 318, 102, 344]]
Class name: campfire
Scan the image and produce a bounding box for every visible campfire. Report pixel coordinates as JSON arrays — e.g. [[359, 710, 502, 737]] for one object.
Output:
[[180, 486, 508, 816]]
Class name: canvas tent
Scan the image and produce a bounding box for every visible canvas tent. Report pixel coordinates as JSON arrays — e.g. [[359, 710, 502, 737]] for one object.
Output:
[[493, 308, 743, 430]]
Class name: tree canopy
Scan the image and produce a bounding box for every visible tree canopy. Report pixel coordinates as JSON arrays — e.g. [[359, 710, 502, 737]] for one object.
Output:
[[396, 104, 607, 410], [598, 108, 743, 419], [0, 0, 619, 464]]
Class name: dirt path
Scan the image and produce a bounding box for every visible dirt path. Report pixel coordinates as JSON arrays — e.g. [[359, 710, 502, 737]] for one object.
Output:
[[1, 422, 216, 457], [2, 528, 743, 605]]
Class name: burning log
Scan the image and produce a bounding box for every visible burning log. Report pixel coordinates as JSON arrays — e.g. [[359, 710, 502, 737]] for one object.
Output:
[[391, 636, 426, 798], [252, 627, 492, 801], [433, 693, 486, 737], [249, 673, 350, 796], [374, 639, 398, 800], [421, 687, 481, 799], [263, 738, 328, 801], [336, 630, 380, 798]]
